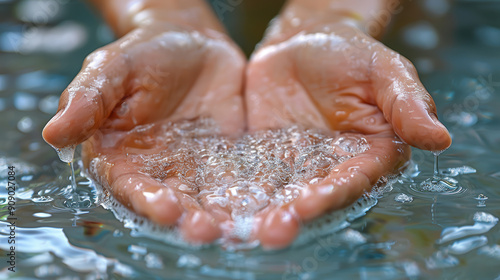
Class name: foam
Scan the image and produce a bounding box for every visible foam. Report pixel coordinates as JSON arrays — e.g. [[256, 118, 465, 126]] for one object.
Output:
[[53, 145, 76, 163], [91, 118, 386, 248]]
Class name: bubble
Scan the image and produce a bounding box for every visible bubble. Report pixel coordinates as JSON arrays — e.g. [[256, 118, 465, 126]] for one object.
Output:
[[113, 229, 124, 237], [420, 177, 458, 192], [32, 196, 54, 203], [177, 254, 202, 268], [118, 119, 372, 244], [144, 253, 164, 269], [473, 212, 498, 224], [394, 193, 413, 203], [475, 194, 488, 208], [128, 244, 147, 260]]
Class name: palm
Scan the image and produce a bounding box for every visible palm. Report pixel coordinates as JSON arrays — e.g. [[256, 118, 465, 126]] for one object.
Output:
[[245, 23, 451, 247]]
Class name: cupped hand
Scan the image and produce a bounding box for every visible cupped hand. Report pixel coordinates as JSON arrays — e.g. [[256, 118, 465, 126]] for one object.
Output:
[[42, 23, 246, 244], [246, 22, 452, 248]]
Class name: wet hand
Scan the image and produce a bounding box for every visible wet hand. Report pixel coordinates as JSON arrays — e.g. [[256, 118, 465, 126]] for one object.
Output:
[[246, 22, 452, 248], [43, 23, 245, 147], [43, 23, 246, 244]]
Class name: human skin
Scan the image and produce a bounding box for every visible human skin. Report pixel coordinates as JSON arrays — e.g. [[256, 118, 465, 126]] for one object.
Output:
[[245, 0, 451, 248], [42, 0, 451, 247], [42, 0, 247, 243]]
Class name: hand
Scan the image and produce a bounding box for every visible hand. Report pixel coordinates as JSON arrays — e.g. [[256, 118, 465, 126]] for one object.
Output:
[[43, 23, 246, 244], [245, 22, 452, 248]]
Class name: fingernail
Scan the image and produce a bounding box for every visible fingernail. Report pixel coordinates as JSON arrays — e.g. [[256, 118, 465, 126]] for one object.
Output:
[[46, 109, 64, 126]]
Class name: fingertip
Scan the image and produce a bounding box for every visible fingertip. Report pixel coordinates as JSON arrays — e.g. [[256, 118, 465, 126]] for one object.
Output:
[[258, 208, 300, 250], [145, 188, 184, 226], [180, 211, 221, 244], [398, 110, 452, 151], [392, 97, 452, 151], [42, 110, 66, 148], [428, 113, 452, 150]]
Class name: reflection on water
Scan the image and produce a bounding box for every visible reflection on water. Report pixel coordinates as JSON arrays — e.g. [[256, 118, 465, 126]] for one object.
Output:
[[1, 0, 500, 279]]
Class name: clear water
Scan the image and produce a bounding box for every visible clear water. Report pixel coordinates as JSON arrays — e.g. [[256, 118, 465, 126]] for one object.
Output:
[[1, 1, 500, 279], [110, 119, 371, 246]]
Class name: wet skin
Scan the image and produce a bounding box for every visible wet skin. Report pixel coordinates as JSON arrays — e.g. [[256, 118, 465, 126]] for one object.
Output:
[[43, 23, 246, 243], [43, 22, 451, 248], [246, 22, 451, 248]]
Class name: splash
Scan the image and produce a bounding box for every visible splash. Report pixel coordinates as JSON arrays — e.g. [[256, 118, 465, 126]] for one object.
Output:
[[420, 150, 459, 192]]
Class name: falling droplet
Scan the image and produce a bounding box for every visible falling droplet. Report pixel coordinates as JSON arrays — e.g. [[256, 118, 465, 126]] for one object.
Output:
[[475, 194, 488, 208], [54, 145, 76, 163]]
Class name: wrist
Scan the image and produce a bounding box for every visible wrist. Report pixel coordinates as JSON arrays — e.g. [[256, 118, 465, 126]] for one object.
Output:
[[90, 0, 226, 37], [263, 11, 364, 46], [262, 0, 389, 45]]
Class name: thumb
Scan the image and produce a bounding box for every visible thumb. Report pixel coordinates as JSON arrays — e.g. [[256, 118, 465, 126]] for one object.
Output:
[[371, 51, 451, 151], [42, 48, 129, 148]]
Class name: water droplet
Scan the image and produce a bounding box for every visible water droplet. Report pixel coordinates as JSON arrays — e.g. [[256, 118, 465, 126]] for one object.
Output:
[[145, 253, 164, 269], [113, 229, 124, 237], [475, 194, 488, 207], [473, 212, 498, 223], [394, 193, 413, 203], [53, 145, 76, 163], [177, 254, 201, 268], [128, 244, 147, 260]]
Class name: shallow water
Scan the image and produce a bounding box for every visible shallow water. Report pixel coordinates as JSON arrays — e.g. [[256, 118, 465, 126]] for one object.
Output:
[[1, 1, 500, 279]]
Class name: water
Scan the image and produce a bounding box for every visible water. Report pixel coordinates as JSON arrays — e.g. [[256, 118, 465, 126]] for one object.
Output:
[[92, 120, 377, 248], [118, 119, 370, 245], [418, 151, 464, 193], [1, 1, 500, 279]]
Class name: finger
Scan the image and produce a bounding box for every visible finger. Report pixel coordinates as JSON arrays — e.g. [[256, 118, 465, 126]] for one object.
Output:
[[256, 206, 300, 250], [106, 160, 183, 226], [179, 210, 222, 244], [371, 50, 452, 151], [163, 177, 223, 244], [293, 134, 410, 221], [42, 48, 129, 148]]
